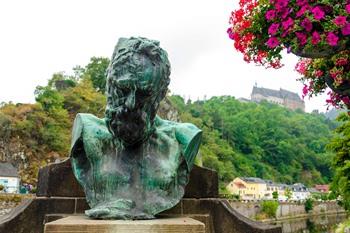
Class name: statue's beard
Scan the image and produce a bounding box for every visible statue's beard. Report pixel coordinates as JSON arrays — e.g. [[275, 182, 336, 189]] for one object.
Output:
[[109, 107, 153, 146]]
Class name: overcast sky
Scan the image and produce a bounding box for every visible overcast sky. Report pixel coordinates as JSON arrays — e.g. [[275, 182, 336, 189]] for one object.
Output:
[[0, 0, 330, 112]]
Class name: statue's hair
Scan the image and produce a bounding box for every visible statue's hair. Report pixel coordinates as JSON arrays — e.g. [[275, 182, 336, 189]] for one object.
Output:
[[105, 37, 171, 127], [106, 37, 170, 99]]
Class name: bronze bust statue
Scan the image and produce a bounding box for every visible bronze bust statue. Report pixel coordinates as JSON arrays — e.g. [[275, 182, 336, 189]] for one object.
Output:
[[70, 37, 202, 219]]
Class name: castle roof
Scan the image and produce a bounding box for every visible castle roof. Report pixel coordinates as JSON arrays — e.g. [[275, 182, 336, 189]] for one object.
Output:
[[252, 86, 303, 102]]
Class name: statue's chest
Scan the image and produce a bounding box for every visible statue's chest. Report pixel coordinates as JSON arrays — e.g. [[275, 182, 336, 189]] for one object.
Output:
[[95, 133, 183, 189]]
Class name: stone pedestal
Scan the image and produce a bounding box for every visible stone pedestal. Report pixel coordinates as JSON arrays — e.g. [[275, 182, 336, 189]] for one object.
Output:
[[44, 215, 205, 233]]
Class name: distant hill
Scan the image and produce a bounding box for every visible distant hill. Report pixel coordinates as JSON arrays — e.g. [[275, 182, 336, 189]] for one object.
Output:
[[169, 96, 336, 190]]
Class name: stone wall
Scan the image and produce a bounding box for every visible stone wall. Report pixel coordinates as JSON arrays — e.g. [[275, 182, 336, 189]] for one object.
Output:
[[0, 200, 18, 217], [229, 200, 345, 220], [0, 160, 282, 233]]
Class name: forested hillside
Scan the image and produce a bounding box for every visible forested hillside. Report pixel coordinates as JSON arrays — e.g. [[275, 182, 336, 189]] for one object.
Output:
[[169, 96, 336, 189], [0, 57, 336, 190]]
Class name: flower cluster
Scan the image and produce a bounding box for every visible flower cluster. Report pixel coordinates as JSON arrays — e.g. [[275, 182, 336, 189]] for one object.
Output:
[[228, 0, 350, 68], [295, 50, 350, 108]]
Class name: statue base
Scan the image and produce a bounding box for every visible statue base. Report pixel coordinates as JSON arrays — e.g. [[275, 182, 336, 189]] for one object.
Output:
[[44, 215, 205, 233]]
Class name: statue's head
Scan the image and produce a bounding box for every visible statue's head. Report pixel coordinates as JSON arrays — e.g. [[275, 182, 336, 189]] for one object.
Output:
[[105, 37, 171, 146]]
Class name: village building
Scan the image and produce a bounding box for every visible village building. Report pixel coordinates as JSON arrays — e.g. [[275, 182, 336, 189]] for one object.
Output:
[[226, 177, 267, 200], [251, 86, 305, 111], [290, 183, 310, 201], [226, 177, 312, 201], [314, 185, 330, 193], [264, 181, 288, 201], [0, 162, 20, 193]]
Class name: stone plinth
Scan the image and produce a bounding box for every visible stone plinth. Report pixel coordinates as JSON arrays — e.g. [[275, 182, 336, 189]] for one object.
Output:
[[44, 216, 205, 233]]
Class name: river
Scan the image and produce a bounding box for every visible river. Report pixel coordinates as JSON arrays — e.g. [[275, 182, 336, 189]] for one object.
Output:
[[272, 214, 348, 233]]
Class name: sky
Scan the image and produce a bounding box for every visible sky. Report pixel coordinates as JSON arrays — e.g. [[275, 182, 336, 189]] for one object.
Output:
[[0, 0, 330, 112]]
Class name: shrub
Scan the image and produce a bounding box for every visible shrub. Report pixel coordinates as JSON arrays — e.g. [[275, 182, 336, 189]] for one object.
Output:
[[272, 191, 278, 200], [261, 200, 279, 218], [304, 198, 314, 213]]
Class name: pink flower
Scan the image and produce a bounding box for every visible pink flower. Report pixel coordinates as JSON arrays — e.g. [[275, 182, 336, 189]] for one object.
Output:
[[301, 18, 312, 32], [227, 28, 235, 40], [296, 0, 308, 7], [280, 8, 291, 19], [274, 0, 289, 11], [296, 5, 310, 17], [336, 58, 348, 66], [326, 32, 339, 46], [311, 31, 321, 45], [295, 32, 307, 45], [282, 17, 294, 30], [281, 28, 291, 37], [266, 37, 280, 48], [311, 6, 325, 20], [333, 16, 347, 27], [268, 23, 280, 35], [330, 69, 342, 79], [314, 70, 323, 78], [265, 10, 276, 21], [295, 59, 310, 74], [341, 23, 350, 36], [302, 84, 309, 98], [346, 4, 350, 14], [341, 96, 350, 105]]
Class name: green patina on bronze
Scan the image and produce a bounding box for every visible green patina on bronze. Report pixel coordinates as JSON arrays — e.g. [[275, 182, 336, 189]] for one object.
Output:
[[70, 37, 202, 220]]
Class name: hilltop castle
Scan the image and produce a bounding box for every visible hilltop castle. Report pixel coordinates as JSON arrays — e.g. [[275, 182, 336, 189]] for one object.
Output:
[[251, 86, 305, 111]]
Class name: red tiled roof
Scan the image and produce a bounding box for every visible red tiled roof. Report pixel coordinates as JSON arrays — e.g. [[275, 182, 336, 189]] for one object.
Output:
[[234, 182, 246, 189], [315, 185, 329, 192]]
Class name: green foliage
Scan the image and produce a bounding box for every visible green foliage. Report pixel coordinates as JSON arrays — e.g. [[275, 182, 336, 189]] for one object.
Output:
[[328, 113, 350, 211], [272, 191, 278, 200], [83, 57, 110, 93], [285, 188, 292, 200], [169, 96, 335, 188], [304, 198, 314, 213], [0, 59, 107, 185], [261, 200, 278, 218]]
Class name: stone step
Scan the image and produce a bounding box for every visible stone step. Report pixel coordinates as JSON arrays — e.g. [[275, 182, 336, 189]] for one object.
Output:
[[44, 215, 205, 233]]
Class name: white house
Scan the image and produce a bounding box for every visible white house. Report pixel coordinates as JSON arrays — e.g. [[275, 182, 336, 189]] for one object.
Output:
[[290, 183, 310, 201], [0, 162, 20, 193], [264, 181, 289, 201]]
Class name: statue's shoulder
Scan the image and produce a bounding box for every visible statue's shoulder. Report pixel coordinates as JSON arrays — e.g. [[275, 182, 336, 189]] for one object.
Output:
[[155, 116, 202, 170], [71, 113, 111, 149]]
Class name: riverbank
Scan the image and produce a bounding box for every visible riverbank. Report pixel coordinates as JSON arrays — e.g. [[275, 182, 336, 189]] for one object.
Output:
[[229, 200, 346, 222], [261, 211, 347, 224]]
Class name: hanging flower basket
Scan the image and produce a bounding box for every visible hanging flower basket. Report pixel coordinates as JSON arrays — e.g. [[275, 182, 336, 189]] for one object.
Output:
[[228, 0, 350, 68], [295, 50, 350, 109], [290, 42, 348, 59], [324, 75, 350, 96]]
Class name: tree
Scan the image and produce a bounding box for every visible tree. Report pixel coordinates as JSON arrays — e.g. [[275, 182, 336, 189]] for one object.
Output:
[[272, 191, 278, 200], [284, 188, 292, 201], [304, 198, 314, 213], [261, 201, 278, 218], [84, 57, 110, 93], [328, 113, 350, 211]]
